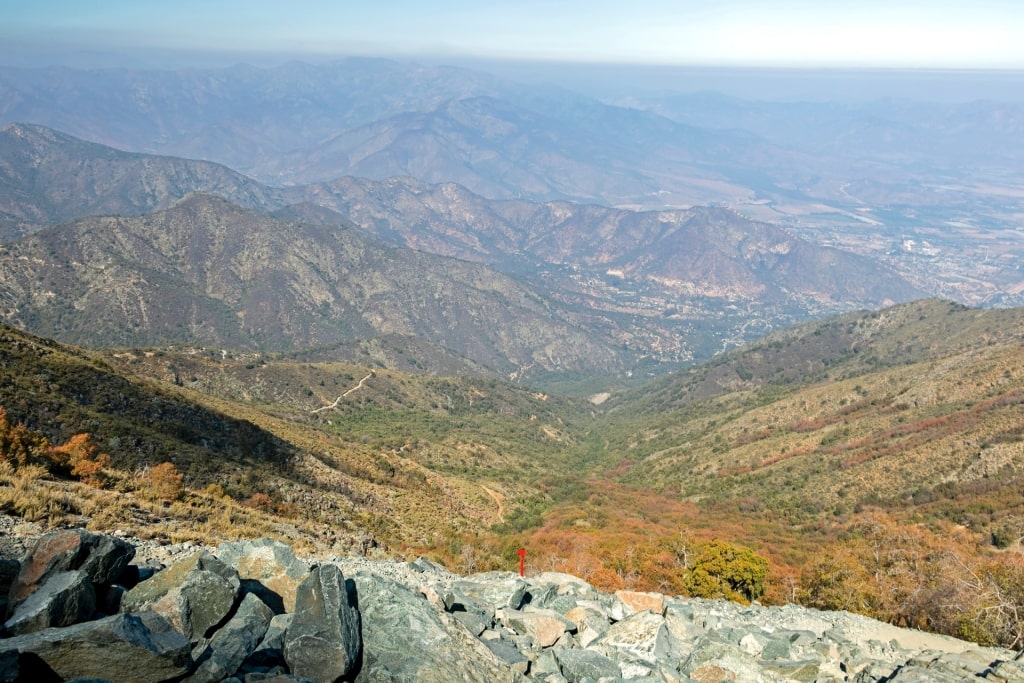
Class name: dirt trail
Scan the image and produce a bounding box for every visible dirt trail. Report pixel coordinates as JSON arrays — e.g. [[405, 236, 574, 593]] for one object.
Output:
[[311, 372, 373, 413], [482, 486, 505, 523]]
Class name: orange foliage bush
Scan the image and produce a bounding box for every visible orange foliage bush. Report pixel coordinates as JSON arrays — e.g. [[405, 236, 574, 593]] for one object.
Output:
[[145, 462, 184, 502], [49, 433, 112, 487], [0, 406, 50, 467]]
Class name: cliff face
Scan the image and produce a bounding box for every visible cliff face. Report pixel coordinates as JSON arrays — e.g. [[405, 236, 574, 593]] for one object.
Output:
[[2, 530, 1020, 682]]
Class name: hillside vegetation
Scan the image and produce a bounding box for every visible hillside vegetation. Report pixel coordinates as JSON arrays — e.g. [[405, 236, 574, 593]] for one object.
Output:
[[2, 300, 1024, 647]]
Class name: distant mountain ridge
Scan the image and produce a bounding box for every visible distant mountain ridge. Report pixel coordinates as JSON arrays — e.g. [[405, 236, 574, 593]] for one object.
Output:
[[0, 123, 927, 374], [0, 59, 776, 206], [0, 122, 277, 240], [0, 192, 627, 377]]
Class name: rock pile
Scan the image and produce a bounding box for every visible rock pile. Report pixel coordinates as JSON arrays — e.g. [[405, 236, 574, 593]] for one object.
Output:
[[1, 529, 1023, 682]]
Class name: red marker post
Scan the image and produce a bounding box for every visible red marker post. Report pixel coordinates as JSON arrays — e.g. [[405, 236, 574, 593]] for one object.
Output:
[[517, 548, 526, 577]]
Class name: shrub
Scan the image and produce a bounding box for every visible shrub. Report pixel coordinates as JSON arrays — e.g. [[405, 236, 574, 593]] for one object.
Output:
[[685, 539, 769, 604], [144, 462, 184, 502]]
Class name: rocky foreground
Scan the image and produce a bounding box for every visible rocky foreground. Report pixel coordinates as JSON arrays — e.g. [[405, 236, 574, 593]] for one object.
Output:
[[1, 529, 1022, 682]]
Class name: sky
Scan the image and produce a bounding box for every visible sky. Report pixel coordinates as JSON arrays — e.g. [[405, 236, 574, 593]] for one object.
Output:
[[2, 0, 1024, 70]]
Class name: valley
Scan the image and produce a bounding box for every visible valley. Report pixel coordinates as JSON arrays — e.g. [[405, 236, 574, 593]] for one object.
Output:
[[0, 55, 1023, 655]]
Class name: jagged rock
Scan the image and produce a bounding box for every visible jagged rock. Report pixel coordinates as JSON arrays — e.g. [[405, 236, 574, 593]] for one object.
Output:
[[3, 570, 95, 635], [563, 603, 610, 648], [600, 592, 635, 622], [526, 573, 599, 614], [283, 564, 361, 682], [350, 571, 517, 683], [681, 635, 769, 682], [0, 611, 190, 682], [482, 637, 530, 674], [408, 557, 444, 573], [240, 612, 292, 675], [3, 532, 1022, 683], [503, 607, 575, 648], [614, 589, 665, 615], [530, 649, 564, 680], [442, 585, 495, 621], [186, 592, 275, 683], [217, 538, 310, 614], [457, 572, 529, 611], [120, 550, 240, 644], [452, 610, 491, 637], [7, 529, 134, 612], [553, 648, 620, 682], [760, 657, 823, 682], [594, 608, 676, 673]]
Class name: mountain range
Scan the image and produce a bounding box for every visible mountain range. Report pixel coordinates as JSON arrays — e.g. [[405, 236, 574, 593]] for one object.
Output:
[[0, 122, 925, 380], [2, 58, 1020, 309]]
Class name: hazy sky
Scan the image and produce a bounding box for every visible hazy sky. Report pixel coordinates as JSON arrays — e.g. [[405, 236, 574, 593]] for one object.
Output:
[[3, 0, 1024, 69]]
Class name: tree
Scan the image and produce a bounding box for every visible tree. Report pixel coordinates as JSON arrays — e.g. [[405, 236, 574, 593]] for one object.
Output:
[[685, 540, 769, 604], [144, 462, 184, 502], [0, 407, 50, 467], [48, 433, 111, 487]]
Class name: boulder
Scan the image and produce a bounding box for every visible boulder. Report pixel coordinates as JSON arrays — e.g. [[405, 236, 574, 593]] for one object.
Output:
[[350, 570, 518, 682], [456, 572, 529, 611], [3, 570, 95, 635], [185, 592, 275, 683], [283, 564, 361, 682], [120, 551, 240, 644], [553, 648, 620, 682], [240, 612, 292, 675], [526, 572, 599, 614], [563, 604, 610, 648], [614, 589, 666, 615], [481, 637, 530, 674], [7, 530, 134, 612], [595, 608, 676, 670], [0, 611, 190, 682], [681, 635, 767, 683], [503, 607, 575, 648], [217, 538, 310, 614]]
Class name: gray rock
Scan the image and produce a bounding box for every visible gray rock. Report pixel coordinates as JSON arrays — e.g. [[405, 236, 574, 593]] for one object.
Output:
[[594, 609, 675, 669], [0, 611, 190, 682], [531, 648, 562, 677], [442, 585, 495, 620], [681, 636, 766, 682], [3, 570, 96, 635], [241, 613, 292, 675], [121, 550, 240, 645], [503, 607, 575, 648], [283, 564, 361, 682], [525, 572, 599, 613], [988, 659, 1024, 681], [457, 572, 529, 611], [217, 539, 310, 614], [885, 663, 964, 682], [760, 658, 822, 682], [453, 609, 492, 637], [186, 592, 275, 683], [563, 604, 610, 649], [7, 530, 134, 613], [408, 556, 445, 573], [482, 637, 530, 674], [350, 570, 518, 682], [553, 648, 620, 683]]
